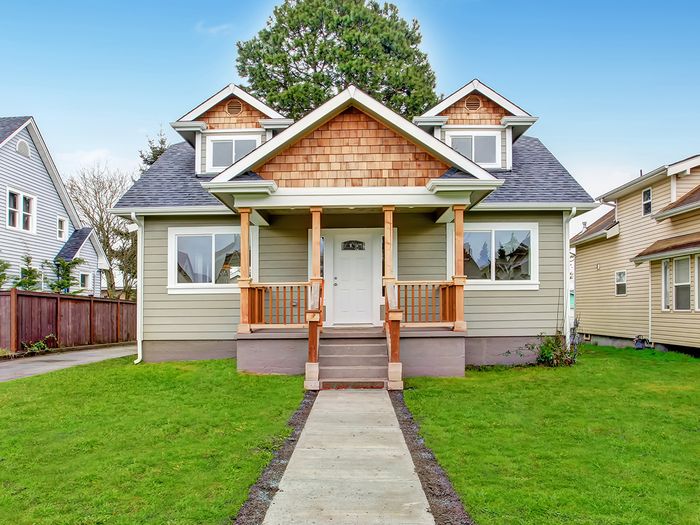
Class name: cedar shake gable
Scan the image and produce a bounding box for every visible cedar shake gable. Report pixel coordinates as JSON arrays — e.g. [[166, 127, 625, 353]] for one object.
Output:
[[199, 97, 267, 129], [254, 107, 450, 187], [439, 93, 513, 126]]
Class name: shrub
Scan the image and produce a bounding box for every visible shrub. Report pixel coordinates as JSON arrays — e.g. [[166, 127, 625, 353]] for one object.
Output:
[[13, 255, 41, 291], [0, 259, 10, 289], [22, 334, 57, 354], [531, 332, 578, 367]]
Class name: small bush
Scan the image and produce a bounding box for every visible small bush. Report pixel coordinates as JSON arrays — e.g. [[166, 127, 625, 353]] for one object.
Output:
[[531, 332, 578, 367], [22, 334, 57, 354]]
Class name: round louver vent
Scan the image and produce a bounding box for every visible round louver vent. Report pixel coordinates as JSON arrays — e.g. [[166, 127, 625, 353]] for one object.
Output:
[[226, 99, 243, 116], [464, 95, 481, 111], [16, 139, 31, 158]]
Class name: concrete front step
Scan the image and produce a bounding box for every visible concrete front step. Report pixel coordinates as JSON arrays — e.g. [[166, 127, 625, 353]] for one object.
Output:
[[319, 342, 387, 355], [319, 354, 388, 366], [320, 379, 388, 390], [320, 365, 388, 380], [319, 337, 387, 345]]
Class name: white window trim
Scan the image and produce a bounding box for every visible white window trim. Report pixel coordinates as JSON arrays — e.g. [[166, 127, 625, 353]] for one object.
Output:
[[444, 129, 502, 168], [695, 255, 700, 312], [5, 187, 37, 234], [614, 270, 627, 297], [673, 256, 691, 311], [167, 225, 258, 295], [642, 187, 653, 216], [661, 259, 671, 311], [205, 133, 262, 173], [57, 216, 68, 241], [447, 222, 539, 290], [79, 272, 93, 292]]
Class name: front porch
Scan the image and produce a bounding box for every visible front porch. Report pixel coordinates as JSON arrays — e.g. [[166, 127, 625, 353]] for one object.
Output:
[[234, 204, 470, 390]]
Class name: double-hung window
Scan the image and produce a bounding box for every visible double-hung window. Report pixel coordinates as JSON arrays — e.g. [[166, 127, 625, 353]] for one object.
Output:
[[673, 257, 691, 311], [662, 260, 671, 310], [614, 270, 627, 296], [205, 134, 261, 173], [458, 223, 539, 289], [6, 189, 36, 233], [168, 226, 256, 293], [642, 188, 652, 216], [446, 131, 501, 168], [57, 217, 68, 241]]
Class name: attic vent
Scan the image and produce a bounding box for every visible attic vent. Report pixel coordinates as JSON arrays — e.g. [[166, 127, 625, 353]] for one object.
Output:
[[464, 95, 481, 111], [226, 99, 243, 116], [16, 139, 31, 158]]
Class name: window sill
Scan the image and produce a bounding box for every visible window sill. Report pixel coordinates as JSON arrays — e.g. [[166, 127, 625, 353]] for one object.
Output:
[[167, 286, 241, 295], [465, 281, 540, 291]]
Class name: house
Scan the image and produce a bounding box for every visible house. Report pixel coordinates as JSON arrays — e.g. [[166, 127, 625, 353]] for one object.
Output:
[[111, 80, 595, 389], [0, 117, 108, 295], [572, 156, 700, 350]]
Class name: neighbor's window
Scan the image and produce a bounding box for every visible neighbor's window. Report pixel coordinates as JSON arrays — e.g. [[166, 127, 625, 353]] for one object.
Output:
[[463, 225, 536, 283], [642, 188, 653, 216], [673, 257, 691, 310], [7, 189, 35, 232], [662, 259, 671, 310], [206, 135, 260, 172], [447, 132, 500, 166], [57, 217, 68, 241], [615, 270, 627, 296], [80, 273, 92, 291]]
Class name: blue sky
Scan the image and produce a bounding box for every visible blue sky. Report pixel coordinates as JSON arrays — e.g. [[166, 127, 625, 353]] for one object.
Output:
[[2, 0, 699, 227]]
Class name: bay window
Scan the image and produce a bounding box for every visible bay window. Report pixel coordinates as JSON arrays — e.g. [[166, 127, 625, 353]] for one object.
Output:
[[459, 223, 538, 289], [168, 226, 257, 293], [205, 134, 261, 172]]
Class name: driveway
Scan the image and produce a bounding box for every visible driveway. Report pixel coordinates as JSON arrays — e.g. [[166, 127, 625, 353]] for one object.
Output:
[[0, 345, 136, 382]]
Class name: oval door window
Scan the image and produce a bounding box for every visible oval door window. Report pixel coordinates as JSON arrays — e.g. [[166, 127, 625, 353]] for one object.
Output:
[[341, 240, 365, 251]]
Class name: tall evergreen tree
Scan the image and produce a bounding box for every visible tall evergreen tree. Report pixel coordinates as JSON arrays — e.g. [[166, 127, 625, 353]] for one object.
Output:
[[138, 127, 169, 173], [236, 0, 438, 119]]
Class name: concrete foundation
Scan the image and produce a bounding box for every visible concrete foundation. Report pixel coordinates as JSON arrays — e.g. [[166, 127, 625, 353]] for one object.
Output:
[[142, 340, 236, 362], [401, 331, 466, 377], [237, 332, 307, 374], [465, 336, 539, 366]]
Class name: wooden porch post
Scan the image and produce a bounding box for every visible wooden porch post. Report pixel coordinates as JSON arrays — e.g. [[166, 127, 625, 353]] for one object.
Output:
[[238, 208, 252, 333], [453, 205, 467, 332], [383, 206, 395, 282], [305, 207, 323, 390]]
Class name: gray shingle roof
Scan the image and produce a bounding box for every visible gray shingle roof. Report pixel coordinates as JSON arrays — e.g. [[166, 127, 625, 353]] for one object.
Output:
[[113, 136, 593, 209], [0, 116, 31, 145], [115, 142, 220, 208], [56, 228, 93, 261], [483, 136, 593, 203]]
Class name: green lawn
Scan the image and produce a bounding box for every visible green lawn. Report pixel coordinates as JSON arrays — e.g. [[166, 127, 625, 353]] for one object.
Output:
[[0, 358, 303, 525], [404, 346, 700, 525]]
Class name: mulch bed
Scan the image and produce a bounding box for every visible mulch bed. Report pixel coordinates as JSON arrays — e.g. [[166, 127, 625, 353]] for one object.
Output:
[[390, 391, 476, 525], [232, 390, 317, 524]]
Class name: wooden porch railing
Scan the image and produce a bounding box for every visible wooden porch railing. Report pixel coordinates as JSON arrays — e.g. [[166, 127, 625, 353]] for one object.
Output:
[[394, 280, 457, 327], [306, 280, 324, 364], [248, 282, 311, 329]]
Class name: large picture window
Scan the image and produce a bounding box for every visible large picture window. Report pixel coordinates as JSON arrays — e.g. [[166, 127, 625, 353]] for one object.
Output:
[[168, 226, 257, 293], [673, 257, 691, 311], [459, 223, 538, 288]]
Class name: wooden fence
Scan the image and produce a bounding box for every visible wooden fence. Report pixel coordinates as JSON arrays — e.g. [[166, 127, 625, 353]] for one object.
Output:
[[0, 289, 136, 353]]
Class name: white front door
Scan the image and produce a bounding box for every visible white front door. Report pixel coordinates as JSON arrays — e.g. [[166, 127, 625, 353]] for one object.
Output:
[[332, 234, 373, 324]]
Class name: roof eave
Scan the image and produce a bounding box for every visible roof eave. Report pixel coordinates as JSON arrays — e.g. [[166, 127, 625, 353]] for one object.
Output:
[[599, 168, 668, 202], [654, 200, 700, 221], [178, 84, 285, 122], [421, 79, 532, 118], [632, 245, 700, 263]]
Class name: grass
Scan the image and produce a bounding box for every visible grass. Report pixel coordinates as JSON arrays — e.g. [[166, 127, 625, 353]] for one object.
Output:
[[0, 358, 304, 525], [404, 345, 700, 525]]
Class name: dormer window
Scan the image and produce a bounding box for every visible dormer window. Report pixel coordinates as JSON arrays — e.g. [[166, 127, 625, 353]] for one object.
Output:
[[445, 130, 500, 168], [642, 188, 652, 216], [205, 134, 261, 173]]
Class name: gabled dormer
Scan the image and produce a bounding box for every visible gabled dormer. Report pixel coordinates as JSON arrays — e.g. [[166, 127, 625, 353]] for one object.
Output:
[[171, 85, 292, 175], [414, 79, 537, 170]]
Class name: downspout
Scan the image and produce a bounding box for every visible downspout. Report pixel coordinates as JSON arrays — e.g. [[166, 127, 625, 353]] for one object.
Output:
[[131, 212, 145, 364], [563, 207, 577, 346]]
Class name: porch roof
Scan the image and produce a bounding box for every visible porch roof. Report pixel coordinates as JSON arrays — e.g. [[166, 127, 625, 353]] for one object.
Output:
[[632, 231, 700, 262]]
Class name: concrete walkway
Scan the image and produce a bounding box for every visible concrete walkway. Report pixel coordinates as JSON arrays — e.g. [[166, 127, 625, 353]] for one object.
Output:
[[263, 390, 434, 525], [0, 345, 136, 382]]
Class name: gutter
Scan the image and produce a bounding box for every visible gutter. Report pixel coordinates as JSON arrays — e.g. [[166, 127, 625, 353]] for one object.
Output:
[[131, 212, 145, 364], [564, 207, 576, 345]]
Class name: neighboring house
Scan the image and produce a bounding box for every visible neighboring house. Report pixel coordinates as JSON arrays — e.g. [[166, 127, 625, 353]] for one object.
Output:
[[572, 156, 700, 350], [0, 117, 108, 295], [112, 80, 595, 388]]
